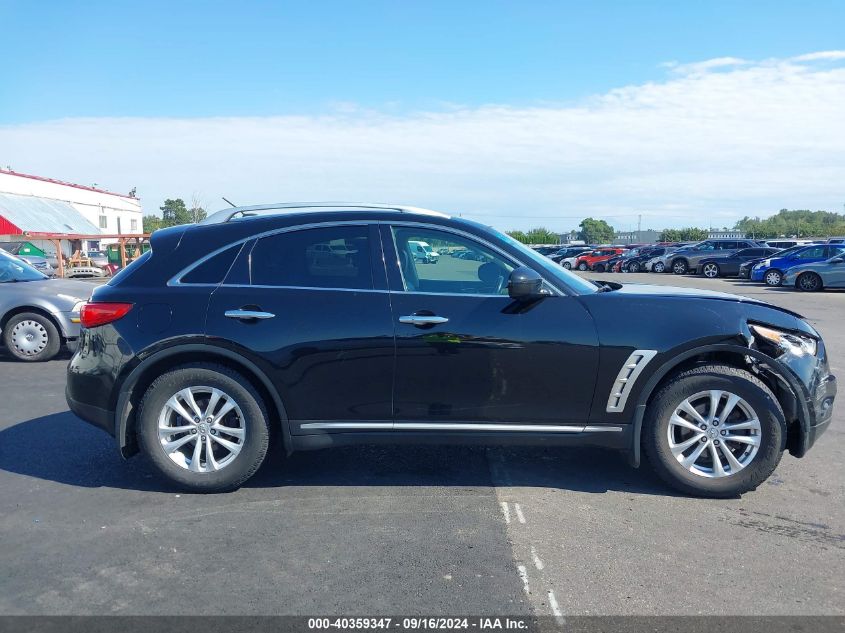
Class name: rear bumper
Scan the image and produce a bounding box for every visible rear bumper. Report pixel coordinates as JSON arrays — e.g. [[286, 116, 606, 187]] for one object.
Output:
[[66, 386, 115, 436]]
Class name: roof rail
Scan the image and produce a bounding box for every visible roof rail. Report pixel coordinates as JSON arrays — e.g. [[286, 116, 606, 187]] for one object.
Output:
[[199, 202, 449, 225]]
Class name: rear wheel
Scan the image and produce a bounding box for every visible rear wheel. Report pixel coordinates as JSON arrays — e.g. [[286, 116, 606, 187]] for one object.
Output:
[[764, 269, 782, 286], [594, 263, 606, 272], [643, 365, 785, 498], [562, 261, 572, 270], [702, 263, 720, 278], [3, 312, 61, 362], [628, 261, 640, 273], [577, 262, 589, 271], [653, 261, 666, 273], [672, 259, 688, 275], [796, 272, 823, 292], [138, 363, 271, 492]]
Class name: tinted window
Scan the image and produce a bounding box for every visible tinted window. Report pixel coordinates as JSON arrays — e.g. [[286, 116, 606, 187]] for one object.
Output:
[[250, 226, 373, 289], [392, 227, 515, 295], [181, 245, 240, 284], [795, 245, 826, 260], [716, 241, 737, 250]]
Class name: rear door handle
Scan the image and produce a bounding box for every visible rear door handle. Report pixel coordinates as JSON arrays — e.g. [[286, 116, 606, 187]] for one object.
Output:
[[224, 309, 275, 320], [399, 315, 449, 326]]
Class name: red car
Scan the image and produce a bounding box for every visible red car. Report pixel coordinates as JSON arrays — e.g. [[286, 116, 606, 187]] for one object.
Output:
[[574, 248, 627, 272]]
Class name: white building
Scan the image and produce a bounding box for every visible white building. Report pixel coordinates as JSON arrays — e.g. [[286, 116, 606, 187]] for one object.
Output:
[[0, 168, 143, 252]]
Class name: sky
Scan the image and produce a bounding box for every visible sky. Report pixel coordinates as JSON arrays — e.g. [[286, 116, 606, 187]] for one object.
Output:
[[1, 0, 844, 232]]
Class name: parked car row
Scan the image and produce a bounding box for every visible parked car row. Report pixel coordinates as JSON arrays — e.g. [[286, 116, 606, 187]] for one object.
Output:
[[580, 238, 845, 293]]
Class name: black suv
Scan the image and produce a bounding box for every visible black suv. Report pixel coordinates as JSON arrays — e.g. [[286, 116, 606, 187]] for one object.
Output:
[[66, 203, 836, 497]]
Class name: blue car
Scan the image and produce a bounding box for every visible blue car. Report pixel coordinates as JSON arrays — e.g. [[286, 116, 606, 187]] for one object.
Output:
[[750, 243, 845, 286]]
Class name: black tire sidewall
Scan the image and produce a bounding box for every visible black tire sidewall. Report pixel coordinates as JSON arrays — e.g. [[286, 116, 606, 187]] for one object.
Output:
[[138, 365, 270, 492], [644, 368, 785, 497], [3, 312, 61, 362], [797, 272, 821, 292]]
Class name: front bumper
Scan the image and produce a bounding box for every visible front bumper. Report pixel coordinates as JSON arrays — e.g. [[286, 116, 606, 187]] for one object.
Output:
[[806, 373, 836, 452], [750, 267, 766, 282]]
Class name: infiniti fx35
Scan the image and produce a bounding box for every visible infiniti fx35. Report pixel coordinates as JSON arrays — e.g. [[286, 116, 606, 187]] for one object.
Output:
[[66, 203, 836, 497]]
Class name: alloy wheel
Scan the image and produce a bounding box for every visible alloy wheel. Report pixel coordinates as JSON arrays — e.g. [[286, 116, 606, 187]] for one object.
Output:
[[798, 273, 821, 291], [629, 262, 639, 273], [673, 261, 687, 274], [158, 386, 246, 472], [653, 262, 665, 272], [667, 390, 761, 478], [702, 263, 719, 278], [10, 320, 49, 357]]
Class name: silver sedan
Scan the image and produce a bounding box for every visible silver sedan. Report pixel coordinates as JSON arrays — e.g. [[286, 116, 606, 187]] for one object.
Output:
[[0, 250, 95, 361]]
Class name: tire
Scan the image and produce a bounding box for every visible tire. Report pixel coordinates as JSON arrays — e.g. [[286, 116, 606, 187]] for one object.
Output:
[[562, 261, 572, 270], [653, 261, 666, 273], [672, 259, 688, 275], [796, 272, 823, 292], [138, 363, 271, 492], [764, 269, 782, 287], [702, 263, 720, 278], [628, 261, 640, 273], [643, 364, 785, 498], [3, 312, 61, 362], [594, 263, 606, 272], [577, 262, 589, 271]]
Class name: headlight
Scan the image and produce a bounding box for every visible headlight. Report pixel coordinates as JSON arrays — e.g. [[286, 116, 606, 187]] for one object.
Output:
[[750, 324, 817, 357], [757, 260, 771, 268]]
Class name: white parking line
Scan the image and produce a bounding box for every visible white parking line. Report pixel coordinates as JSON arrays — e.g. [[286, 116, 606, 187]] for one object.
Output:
[[548, 590, 564, 621], [517, 565, 530, 595], [514, 503, 526, 524], [530, 545, 544, 570], [500, 501, 511, 524]]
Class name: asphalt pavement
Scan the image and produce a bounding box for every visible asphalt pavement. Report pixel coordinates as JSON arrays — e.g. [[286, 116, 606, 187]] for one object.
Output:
[[0, 272, 842, 616]]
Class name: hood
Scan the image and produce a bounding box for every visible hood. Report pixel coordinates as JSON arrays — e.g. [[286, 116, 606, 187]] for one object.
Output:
[[611, 283, 804, 318], [18, 278, 96, 303]]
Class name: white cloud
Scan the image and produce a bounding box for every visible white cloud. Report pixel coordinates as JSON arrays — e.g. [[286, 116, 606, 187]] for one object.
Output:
[[1, 51, 844, 231]]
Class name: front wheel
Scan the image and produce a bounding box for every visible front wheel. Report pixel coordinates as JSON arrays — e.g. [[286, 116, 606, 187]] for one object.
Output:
[[764, 269, 782, 286], [701, 263, 720, 278], [643, 365, 785, 498], [562, 261, 572, 270], [628, 261, 640, 273], [138, 363, 271, 492], [594, 263, 606, 272], [796, 272, 823, 292], [3, 312, 61, 361], [577, 262, 589, 271], [653, 261, 666, 273], [672, 259, 688, 275]]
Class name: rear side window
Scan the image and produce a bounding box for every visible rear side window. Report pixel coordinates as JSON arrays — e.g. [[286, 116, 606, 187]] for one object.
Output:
[[181, 244, 241, 284], [250, 226, 373, 289], [795, 246, 826, 260]]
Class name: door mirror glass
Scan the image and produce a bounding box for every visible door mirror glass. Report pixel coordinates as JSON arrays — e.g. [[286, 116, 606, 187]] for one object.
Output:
[[830, 256, 845, 264], [508, 267, 544, 299]]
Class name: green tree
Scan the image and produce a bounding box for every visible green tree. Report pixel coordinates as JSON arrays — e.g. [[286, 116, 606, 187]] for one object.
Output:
[[524, 227, 559, 244], [506, 230, 528, 243], [160, 198, 192, 226], [659, 227, 708, 242], [578, 218, 615, 244], [734, 209, 845, 238], [142, 214, 162, 233]]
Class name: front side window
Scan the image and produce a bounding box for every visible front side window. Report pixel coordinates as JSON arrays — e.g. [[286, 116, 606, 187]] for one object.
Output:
[[392, 227, 514, 295], [250, 225, 373, 290]]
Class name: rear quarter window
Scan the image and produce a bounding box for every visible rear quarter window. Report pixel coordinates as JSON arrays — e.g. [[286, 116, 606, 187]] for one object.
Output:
[[180, 244, 241, 284], [107, 250, 151, 286]]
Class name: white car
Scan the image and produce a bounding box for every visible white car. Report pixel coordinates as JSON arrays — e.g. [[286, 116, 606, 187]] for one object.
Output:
[[408, 240, 440, 264], [560, 255, 581, 270]]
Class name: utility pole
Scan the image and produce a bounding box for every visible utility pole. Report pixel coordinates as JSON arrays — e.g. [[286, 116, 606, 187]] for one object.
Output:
[[637, 214, 642, 242]]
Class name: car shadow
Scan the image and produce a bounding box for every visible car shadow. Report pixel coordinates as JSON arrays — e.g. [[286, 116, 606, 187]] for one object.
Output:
[[0, 411, 681, 497]]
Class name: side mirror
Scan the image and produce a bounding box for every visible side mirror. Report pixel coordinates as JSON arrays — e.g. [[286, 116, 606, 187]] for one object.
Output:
[[508, 266, 544, 300], [830, 257, 845, 264]]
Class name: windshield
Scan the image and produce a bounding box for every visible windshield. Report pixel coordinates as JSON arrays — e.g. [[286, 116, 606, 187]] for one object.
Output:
[[0, 250, 48, 282], [496, 230, 599, 294]]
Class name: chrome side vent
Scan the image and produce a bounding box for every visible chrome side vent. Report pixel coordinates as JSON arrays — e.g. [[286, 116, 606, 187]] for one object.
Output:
[[605, 349, 658, 413]]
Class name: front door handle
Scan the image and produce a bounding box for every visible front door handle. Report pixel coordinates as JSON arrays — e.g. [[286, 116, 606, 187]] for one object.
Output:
[[399, 315, 449, 326], [225, 309, 275, 320]]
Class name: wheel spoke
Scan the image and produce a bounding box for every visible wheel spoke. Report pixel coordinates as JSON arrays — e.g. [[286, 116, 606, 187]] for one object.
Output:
[[708, 442, 726, 477], [165, 395, 196, 425], [159, 424, 194, 437], [722, 419, 760, 432], [189, 433, 204, 472], [203, 388, 224, 420], [670, 414, 703, 433], [681, 441, 708, 468], [719, 442, 745, 472], [212, 424, 244, 439], [205, 435, 219, 471], [717, 393, 741, 423], [707, 390, 723, 422], [163, 433, 196, 453], [210, 433, 242, 455], [679, 401, 707, 426], [670, 434, 703, 456], [212, 400, 237, 424], [179, 388, 204, 419], [723, 434, 760, 446]]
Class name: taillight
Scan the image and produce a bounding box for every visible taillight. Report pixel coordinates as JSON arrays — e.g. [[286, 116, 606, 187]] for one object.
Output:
[[79, 302, 133, 328]]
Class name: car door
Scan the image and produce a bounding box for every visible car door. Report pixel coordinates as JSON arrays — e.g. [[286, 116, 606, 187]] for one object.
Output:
[[382, 223, 600, 429], [204, 223, 396, 434]]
